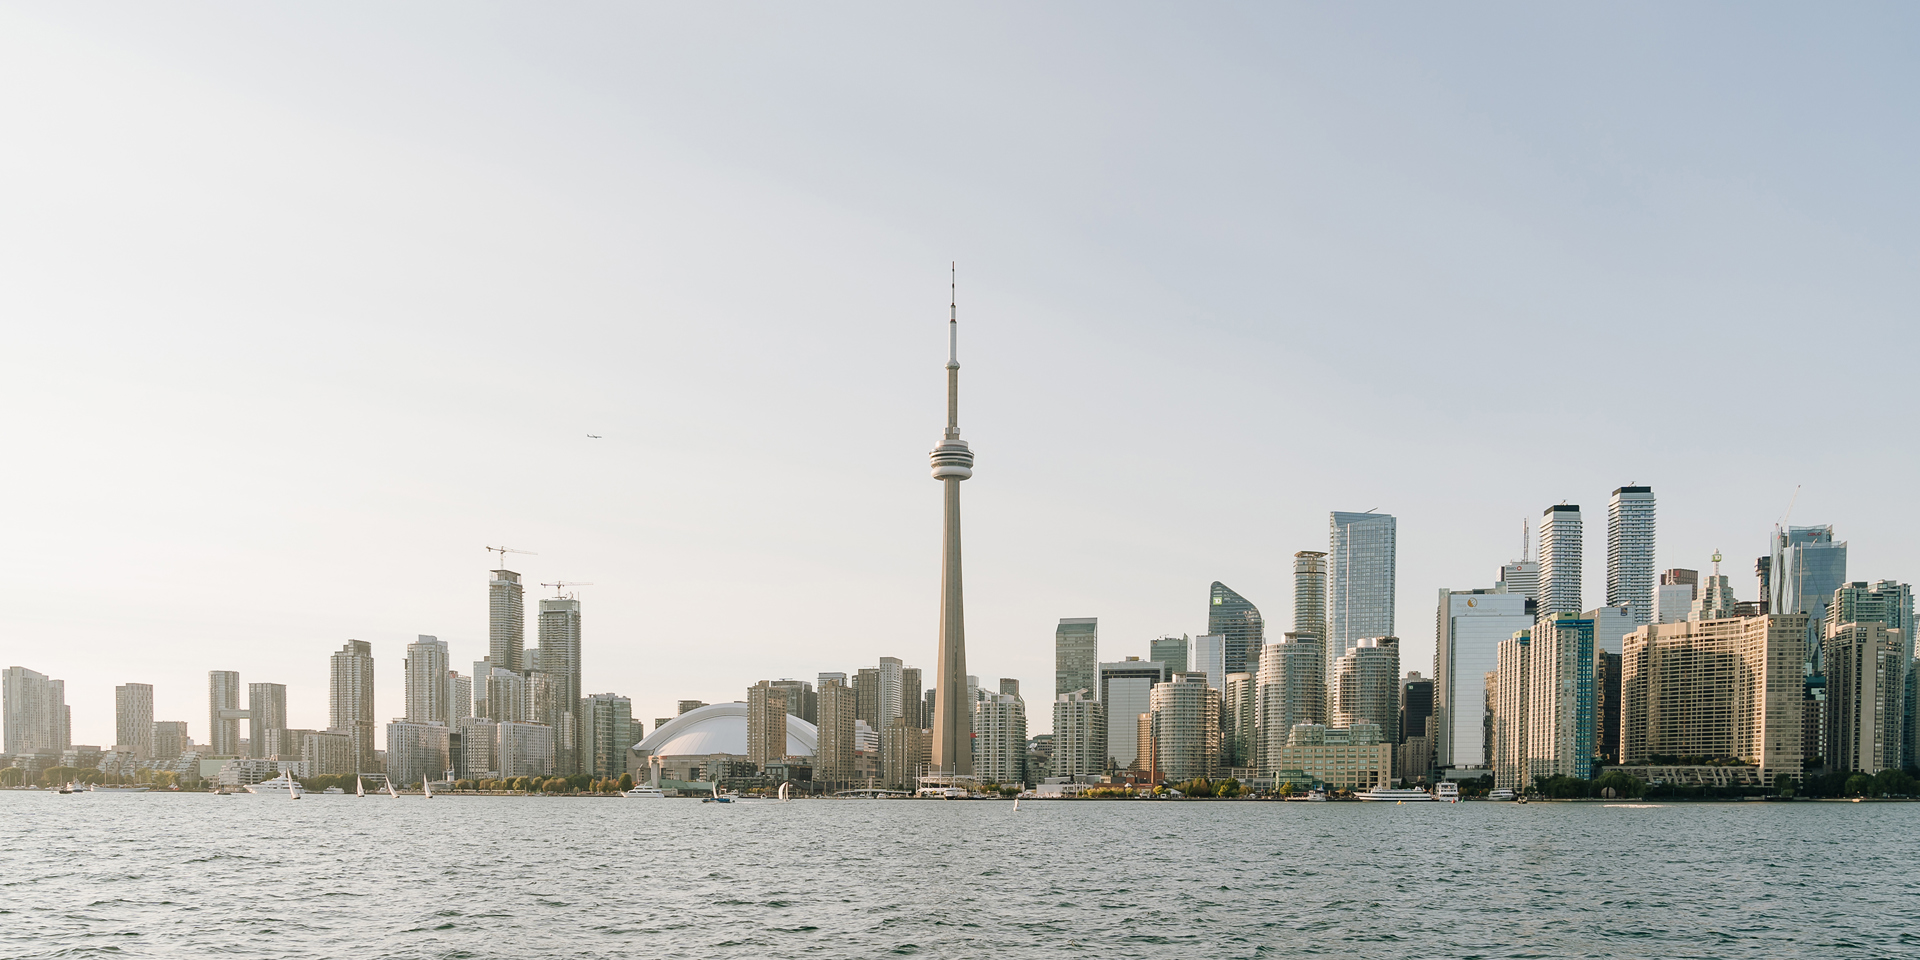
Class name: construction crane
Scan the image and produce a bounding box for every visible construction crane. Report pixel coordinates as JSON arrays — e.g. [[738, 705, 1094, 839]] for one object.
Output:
[[542, 581, 594, 599], [486, 545, 537, 569]]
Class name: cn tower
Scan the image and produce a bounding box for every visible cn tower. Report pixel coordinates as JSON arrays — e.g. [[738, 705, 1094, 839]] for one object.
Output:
[[928, 269, 974, 777]]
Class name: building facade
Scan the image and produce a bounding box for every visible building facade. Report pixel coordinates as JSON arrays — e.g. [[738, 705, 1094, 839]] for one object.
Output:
[[1823, 622, 1903, 774], [1255, 634, 1324, 775], [747, 681, 789, 769], [1274, 722, 1391, 793], [1051, 690, 1105, 779], [973, 693, 1027, 785], [815, 677, 856, 787], [1055, 618, 1099, 699], [1099, 659, 1166, 771], [1329, 511, 1397, 673], [329, 640, 376, 773], [1294, 550, 1328, 644], [385, 720, 450, 787], [1490, 630, 1530, 791], [1433, 588, 1531, 774], [489, 568, 526, 673], [208, 670, 243, 757], [115, 683, 154, 758], [537, 597, 583, 775], [1209, 582, 1265, 679], [1148, 672, 1219, 782], [1150, 636, 1190, 676], [3, 666, 70, 756], [1526, 614, 1596, 782], [247, 682, 286, 760], [1332, 637, 1400, 746], [496, 720, 554, 778], [1620, 614, 1807, 782], [404, 635, 451, 724], [1538, 505, 1583, 616], [581, 692, 634, 779]]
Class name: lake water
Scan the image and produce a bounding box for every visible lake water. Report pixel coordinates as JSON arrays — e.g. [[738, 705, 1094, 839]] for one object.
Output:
[[3, 793, 1915, 959]]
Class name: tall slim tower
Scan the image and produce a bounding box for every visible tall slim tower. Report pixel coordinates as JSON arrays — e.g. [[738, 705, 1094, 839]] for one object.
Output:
[[1209, 582, 1265, 678], [1293, 551, 1328, 642], [1539, 505, 1583, 616], [490, 569, 525, 673], [329, 640, 376, 773], [538, 596, 583, 774], [1328, 511, 1397, 675], [1055, 618, 1099, 697], [1607, 486, 1656, 626], [115, 682, 154, 758], [208, 670, 243, 756], [928, 273, 975, 777], [404, 635, 452, 723]]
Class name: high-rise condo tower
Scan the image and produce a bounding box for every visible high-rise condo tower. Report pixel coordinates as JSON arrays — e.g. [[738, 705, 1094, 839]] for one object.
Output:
[[1539, 505, 1583, 616], [1607, 486, 1656, 626], [928, 274, 975, 777], [1329, 511, 1397, 677]]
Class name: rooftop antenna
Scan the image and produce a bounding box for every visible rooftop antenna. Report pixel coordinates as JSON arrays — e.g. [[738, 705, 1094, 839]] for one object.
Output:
[[1521, 517, 1529, 563]]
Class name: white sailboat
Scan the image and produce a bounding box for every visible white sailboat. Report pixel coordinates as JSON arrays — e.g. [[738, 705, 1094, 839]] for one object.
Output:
[[289, 778, 303, 800], [778, 782, 790, 802], [423, 778, 434, 799], [386, 777, 398, 799], [1012, 797, 1019, 811], [355, 776, 365, 798]]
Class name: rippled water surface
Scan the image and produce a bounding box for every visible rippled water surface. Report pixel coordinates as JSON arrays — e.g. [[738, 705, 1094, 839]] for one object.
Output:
[[4, 793, 1917, 958]]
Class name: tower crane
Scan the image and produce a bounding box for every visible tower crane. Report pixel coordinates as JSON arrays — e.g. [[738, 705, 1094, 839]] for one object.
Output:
[[542, 581, 594, 599], [486, 545, 537, 568]]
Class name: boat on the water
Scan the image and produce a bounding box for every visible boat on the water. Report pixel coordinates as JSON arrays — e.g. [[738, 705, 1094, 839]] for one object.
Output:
[[1434, 782, 1461, 802], [1488, 788, 1517, 801], [89, 784, 151, 793], [246, 773, 302, 796], [623, 785, 667, 799], [1354, 786, 1436, 802]]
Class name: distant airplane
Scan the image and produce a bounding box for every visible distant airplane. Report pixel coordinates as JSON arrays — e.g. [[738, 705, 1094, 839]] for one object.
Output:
[[586, 434, 602, 439]]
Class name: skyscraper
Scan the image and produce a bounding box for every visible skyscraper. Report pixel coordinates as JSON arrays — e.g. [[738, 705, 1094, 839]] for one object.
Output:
[[1497, 560, 1540, 604], [208, 670, 243, 756], [1538, 505, 1583, 616], [1607, 486, 1656, 626], [1149, 636, 1190, 675], [579, 692, 633, 779], [1055, 618, 1099, 698], [1255, 634, 1323, 775], [878, 657, 904, 723], [770, 679, 816, 725], [385, 720, 449, 788], [1399, 672, 1433, 741], [854, 667, 881, 729], [1772, 525, 1847, 637], [1099, 659, 1166, 771], [928, 285, 975, 777], [449, 672, 473, 721], [1622, 614, 1807, 781], [1191, 635, 1225, 690], [1329, 511, 1396, 674], [151, 720, 187, 761], [1490, 630, 1530, 791], [900, 669, 921, 728], [115, 683, 154, 758], [490, 568, 526, 673], [404, 635, 451, 723], [1293, 551, 1328, 642], [1526, 613, 1596, 781], [747, 681, 789, 769], [1332, 637, 1400, 745], [1148, 673, 1220, 782], [3, 667, 69, 756], [329, 640, 376, 773], [1208, 582, 1265, 679], [537, 596, 583, 774], [973, 693, 1027, 784], [1433, 588, 1532, 774], [1823, 622, 1903, 774], [247, 683, 286, 759], [815, 676, 855, 787], [1050, 690, 1106, 779]]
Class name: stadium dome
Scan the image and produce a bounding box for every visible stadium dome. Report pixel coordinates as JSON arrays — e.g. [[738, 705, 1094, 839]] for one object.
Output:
[[633, 701, 817, 757]]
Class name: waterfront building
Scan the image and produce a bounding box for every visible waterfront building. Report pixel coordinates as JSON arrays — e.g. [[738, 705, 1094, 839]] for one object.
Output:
[[404, 635, 451, 724], [489, 568, 526, 673], [1620, 614, 1807, 782], [1209, 582, 1265, 679], [385, 720, 449, 787], [208, 670, 243, 757], [1607, 486, 1656, 626], [927, 288, 976, 777], [1823, 622, 1904, 774], [496, 720, 554, 778], [115, 683, 153, 758], [329, 640, 376, 772], [1055, 618, 1099, 699], [1526, 613, 1596, 782], [1223, 672, 1255, 769], [1136, 713, 1157, 781], [1192, 635, 1225, 690], [247, 683, 286, 760], [1150, 636, 1190, 676], [747, 681, 789, 769], [881, 717, 926, 789], [973, 693, 1027, 785], [1099, 659, 1165, 770], [1400, 672, 1433, 742], [1584, 606, 1634, 656], [815, 676, 856, 787], [1051, 690, 1105, 779], [1433, 589, 1531, 774], [1490, 630, 1530, 791], [456, 717, 498, 779], [537, 597, 583, 774], [449, 671, 472, 721], [581, 692, 634, 779], [1497, 560, 1540, 604], [1274, 722, 1391, 793], [1333, 637, 1400, 746], [1255, 634, 1324, 775], [1328, 511, 1396, 671], [1828, 580, 1914, 766], [1294, 550, 1329, 644], [1148, 673, 1220, 782], [1538, 505, 1583, 616], [302, 730, 354, 777], [151, 720, 187, 761], [3, 666, 70, 755]]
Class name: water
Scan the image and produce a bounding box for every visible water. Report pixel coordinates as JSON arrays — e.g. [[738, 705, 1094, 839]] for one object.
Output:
[[4, 793, 1916, 959]]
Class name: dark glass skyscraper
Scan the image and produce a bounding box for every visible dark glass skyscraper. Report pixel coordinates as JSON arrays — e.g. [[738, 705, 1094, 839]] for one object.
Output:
[[1208, 582, 1264, 678]]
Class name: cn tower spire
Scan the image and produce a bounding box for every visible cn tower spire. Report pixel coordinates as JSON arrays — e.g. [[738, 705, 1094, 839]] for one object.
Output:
[[929, 263, 974, 778]]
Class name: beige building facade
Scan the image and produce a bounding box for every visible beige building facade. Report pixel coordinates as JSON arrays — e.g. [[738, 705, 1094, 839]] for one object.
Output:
[[1621, 614, 1806, 781]]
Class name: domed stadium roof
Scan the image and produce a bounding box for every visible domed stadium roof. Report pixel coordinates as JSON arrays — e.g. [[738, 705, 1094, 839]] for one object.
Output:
[[634, 701, 816, 757]]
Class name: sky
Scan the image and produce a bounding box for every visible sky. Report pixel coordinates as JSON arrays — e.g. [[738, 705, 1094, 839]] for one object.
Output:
[[3, 3, 1917, 747]]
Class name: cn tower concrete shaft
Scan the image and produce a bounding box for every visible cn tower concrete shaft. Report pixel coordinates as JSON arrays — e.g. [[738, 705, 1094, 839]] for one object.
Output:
[[928, 304, 974, 777]]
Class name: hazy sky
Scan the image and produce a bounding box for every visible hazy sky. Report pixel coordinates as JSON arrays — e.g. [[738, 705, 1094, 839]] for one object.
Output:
[[5, 3, 1917, 747]]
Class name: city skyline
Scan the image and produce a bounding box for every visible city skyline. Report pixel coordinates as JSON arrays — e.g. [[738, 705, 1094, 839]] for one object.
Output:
[[6, 6, 1919, 748]]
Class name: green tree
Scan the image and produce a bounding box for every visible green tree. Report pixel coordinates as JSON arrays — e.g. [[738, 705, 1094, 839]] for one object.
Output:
[[0, 767, 23, 787], [1845, 773, 1872, 797], [1772, 773, 1796, 798], [617, 773, 634, 792]]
